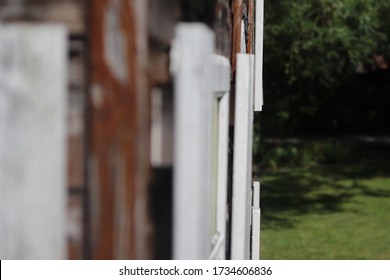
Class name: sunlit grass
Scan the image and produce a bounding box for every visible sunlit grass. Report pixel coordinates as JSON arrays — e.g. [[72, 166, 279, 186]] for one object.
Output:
[[260, 162, 390, 259]]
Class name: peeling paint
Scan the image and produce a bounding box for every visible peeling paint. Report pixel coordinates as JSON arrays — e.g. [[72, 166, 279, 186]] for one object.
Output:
[[104, 1, 129, 83], [91, 83, 104, 108]]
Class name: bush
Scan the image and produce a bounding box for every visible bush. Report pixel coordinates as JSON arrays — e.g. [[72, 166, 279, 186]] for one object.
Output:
[[257, 139, 361, 169], [262, 0, 390, 136]]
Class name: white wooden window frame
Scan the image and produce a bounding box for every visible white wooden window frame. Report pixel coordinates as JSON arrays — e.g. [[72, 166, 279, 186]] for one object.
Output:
[[172, 23, 230, 260], [209, 55, 230, 260]]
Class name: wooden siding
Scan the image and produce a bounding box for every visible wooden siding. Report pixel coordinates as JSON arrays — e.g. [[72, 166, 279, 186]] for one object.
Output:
[[0, 0, 260, 260]]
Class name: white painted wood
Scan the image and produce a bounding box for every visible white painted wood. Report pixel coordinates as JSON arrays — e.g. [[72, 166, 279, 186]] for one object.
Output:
[[172, 23, 215, 259], [241, 20, 247, 53], [254, 0, 264, 111], [211, 55, 230, 260], [172, 27, 232, 259], [251, 181, 261, 260], [231, 54, 255, 260], [0, 24, 68, 259], [212, 55, 231, 93]]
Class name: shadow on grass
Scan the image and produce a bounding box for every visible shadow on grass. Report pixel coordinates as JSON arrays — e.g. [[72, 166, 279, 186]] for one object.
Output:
[[260, 161, 390, 230]]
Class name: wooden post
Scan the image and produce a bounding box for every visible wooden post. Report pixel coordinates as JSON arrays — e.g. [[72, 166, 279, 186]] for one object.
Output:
[[171, 23, 215, 260], [0, 24, 68, 259], [88, 0, 152, 259], [247, 0, 255, 54], [232, 0, 244, 73]]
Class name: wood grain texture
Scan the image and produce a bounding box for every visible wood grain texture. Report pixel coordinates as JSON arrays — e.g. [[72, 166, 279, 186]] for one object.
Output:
[[0, 0, 85, 34], [213, 0, 232, 58], [246, 0, 255, 54], [148, 0, 179, 46], [231, 0, 243, 74], [67, 44, 86, 190], [88, 0, 152, 259], [68, 192, 84, 259], [0, 24, 68, 259]]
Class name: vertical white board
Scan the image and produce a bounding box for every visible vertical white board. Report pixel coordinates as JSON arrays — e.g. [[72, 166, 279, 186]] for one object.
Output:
[[0, 24, 68, 259], [209, 55, 230, 260], [231, 54, 255, 260], [251, 181, 261, 260], [254, 0, 264, 111], [172, 23, 214, 260], [241, 20, 247, 53]]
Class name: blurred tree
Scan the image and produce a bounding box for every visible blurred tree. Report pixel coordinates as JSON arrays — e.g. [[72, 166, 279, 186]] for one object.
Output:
[[261, 0, 390, 136]]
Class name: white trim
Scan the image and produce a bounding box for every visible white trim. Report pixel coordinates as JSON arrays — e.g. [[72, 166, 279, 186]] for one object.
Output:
[[254, 0, 264, 111], [241, 20, 247, 53], [172, 24, 232, 259], [231, 54, 255, 260], [172, 23, 215, 259], [251, 181, 261, 260], [212, 55, 231, 93], [211, 55, 230, 259]]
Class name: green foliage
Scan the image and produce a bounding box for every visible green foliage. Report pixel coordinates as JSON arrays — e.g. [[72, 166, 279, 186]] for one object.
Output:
[[265, 0, 384, 85], [252, 116, 261, 157], [258, 139, 361, 169], [262, 0, 390, 135]]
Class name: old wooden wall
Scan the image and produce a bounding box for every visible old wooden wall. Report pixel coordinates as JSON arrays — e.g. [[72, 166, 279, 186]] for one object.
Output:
[[88, 0, 152, 260], [0, 0, 254, 260], [0, 0, 87, 259]]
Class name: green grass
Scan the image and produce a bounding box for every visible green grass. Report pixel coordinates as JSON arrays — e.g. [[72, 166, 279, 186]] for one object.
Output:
[[260, 160, 390, 259]]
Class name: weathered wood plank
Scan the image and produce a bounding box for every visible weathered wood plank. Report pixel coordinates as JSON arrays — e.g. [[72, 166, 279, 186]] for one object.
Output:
[[231, 54, 254, 260], [67, 52, 86, 189], [0, 24, 68, 259], [213, 0, 232, 58], [68, 192, 84, 259], [148, 0, 179, 46], [150, 87, 173, 167], [246, 0, 255, 54], [148, 49, 170, 86], [88, 0, 152, 259], [0, 0, 85, 34], [231, 0, 243, 73]]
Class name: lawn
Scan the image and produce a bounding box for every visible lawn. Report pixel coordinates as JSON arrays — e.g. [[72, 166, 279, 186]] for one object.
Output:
[[260, 159, 390, 259]]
